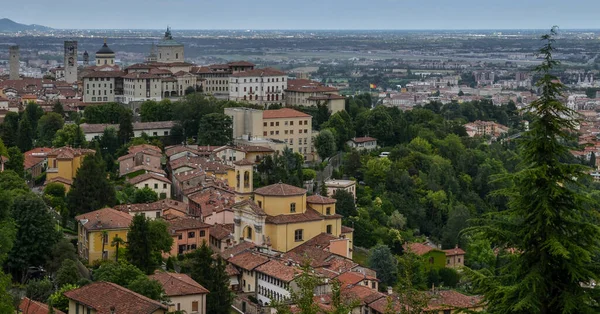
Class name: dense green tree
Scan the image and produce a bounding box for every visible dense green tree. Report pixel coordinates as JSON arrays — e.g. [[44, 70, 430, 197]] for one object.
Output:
[[118, 111, 134, 145], [84, 103, 130, 124], [0, 112, 19, 147], [332, 189, 357, 222], [441, 204, 470, 249], [438, 268, 460, 288], [17, 116, 34, 151], [127, 216, 173, 274], [111, 235, 125, 262], [24, 102, 44, 133], [67, 153, 116, 216], [48, 284, 78, 312], [321, 111, 355, 148], [133, 187, 159, 204], [37, 112, 64, 146], [52, 101, 65, 117], [0, 271, 14, 313], [368, 244, 398, 288], [256, 148, 304, 187], [273, 260, 321, 314], [26, 278, 54, 302], [7, 193, 59, 282], [388, 210, 407, 230], [55, 259, 82, 288], [188, 242, 232, 314], [46, 238, 77, 274], [0, 170, 29, 194], [5, 147, 24, 177], [197, 113, 232, 146], [314, 128, 337, 159], [93, 261, 145, 287], [466, 28, 600, 313], [140, 100, 173, 122], [53, 124, 87, 148], [0, 138, 7, 157], [127, 277, 166, 301]]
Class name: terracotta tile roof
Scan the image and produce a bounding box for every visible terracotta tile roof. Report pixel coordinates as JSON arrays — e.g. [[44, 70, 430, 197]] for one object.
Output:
[[75, 207, 133, 231], [255, 259, 300, 282], [220, 241, 256, 259], [19, 297, 66, 314], [233, 159, 254, 166], [443, 246, 466, 256], [47, 146, 95, 160], [336, 271, 379, 287], [262, 108, 311, 119], [23, 147, 51, 170], [81, 71, 125, 78], [174, 169, 205, 183], [341, 225, 354, 233], [149, 272, 209, 296], [232, 199, 266, 216], [114, 199, 187, 214], [122, 165, 166, 176], [238, 145, 274, 153], [286, 79, 338, 93], [425, 290, 483, 311], [306, 194, 336, 204], [127, 172, 171, 185], [126, 144, 162, 155], [167, 217, 210, 235], [63, 281, 167, 313], [265, 207, 323, 225], [404, 242, 443, 256], [254, 182, 306, 196], [230, 67, 285, 78], [45, 177, 73, 186], [123, 72, 160, 79], [126, 63, 156, 70], [369, 295, 407, 313], [210, 223, 234, 241], [342, 285, 384, 305], [227, 61, 255, 67], [228, 250, 269, 271], [350, 136, 377, 144], [165, 145, 198, 158], [226, 263, 240, 276]]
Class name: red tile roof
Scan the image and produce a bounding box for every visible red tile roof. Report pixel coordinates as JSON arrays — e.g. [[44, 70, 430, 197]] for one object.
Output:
[[286, 79, 338, 93], [19, 297, 66, 314], [228, 61, 256, 67], [265, 207, 324, 225], [149, 272, 209, 296], [341, 225, 354, 233], [443, 246, 466, 256], [336, 271, 379, 286], [127, 172, 172, 185], [123, 73, 160, 79], [75, 207, 133, 231], [262, 108, 311, 119], [210, 223, 234, 241], [114, 199, 187, 214], [254, 182, 306, 196], [404, 242, 439, 256], [220, 241, 256, 259], [167, 217, 210, 235], [63, 281, 167, 313], [81, 71, 125, 78], [425, 290, 483, 311], [350, 136, 377, 144], [255, 259, 300, 282], [230, 67, 285, 77], [228, 250, 270, 271], [306, 194, 336, 204]]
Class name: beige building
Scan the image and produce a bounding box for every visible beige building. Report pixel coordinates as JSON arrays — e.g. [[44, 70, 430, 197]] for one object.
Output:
[[157, 27, 185, 64], [150, 272, 209, 314], [285, 79, 345, 113], [325, 179, 356, 199], [95, 41, 116, 66], [229, 68, 287, 105], [193, 61, 255, 99], [64, 282, 167, 314], [123, 72, 163, 103], [128, 173, 172, 198], [82, 71, 125, 103], [263, 108, 313, 157]]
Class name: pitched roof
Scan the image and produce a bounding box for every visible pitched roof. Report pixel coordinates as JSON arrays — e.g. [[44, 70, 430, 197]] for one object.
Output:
[[23, 147, 51, 169], [47, 146, 95, 159], [127, 172, 171, 185], [149, 272, 209, 296], [404, 242, 440, 256], [228, 250, 270, 271], [336, 271, 379, 286], [82, 71, 124, 78], [341, 225, 354, 233], [167, 217, 210, 235], [254, 182, 306, 196], [350, 136, 377, 143], [255, 259, 300, 282], [114, 199, 187, 214], [425, 290, 483, 311], [75, 207, 133, 231], [232, 199, 266, 216], [210, 223, 234, 241], [227, 61, 255, 67], [63, 281, 167, 313], [19, 297, 66, 314], [233, 159, 255, 166], [265, 207, 323, 225], [220, 241, 256, 259], [262, 108, 311, 119], [286, 79, 338, 93], [226, 263, 240, 276], [230, 67, 285, 77], [306, 194, 336, 204], [443, 246, 466, 256]]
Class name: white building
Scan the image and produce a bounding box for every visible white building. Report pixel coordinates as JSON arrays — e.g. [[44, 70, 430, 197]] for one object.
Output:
[[80, 121, 175, 141], [82, 71, 124, 103], [123, 72, 162, 103], [229, 68, 287, 105], [347, 136, 378, 151], [325, 179, 356, 199]]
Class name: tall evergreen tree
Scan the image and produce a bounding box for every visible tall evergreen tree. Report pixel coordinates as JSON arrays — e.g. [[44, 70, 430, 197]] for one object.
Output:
[[0, 112, 19, 147], [118, 111, 134, 145], [17, 116, 34, 152], [126, 216, 172, 274], [466, 27, 600, 313], [188, 243, 232, 314], [197, 113, 232, 146], [5, 147, 24, 177], [53, 101, 65, 117], [66, 153, 116, 216]]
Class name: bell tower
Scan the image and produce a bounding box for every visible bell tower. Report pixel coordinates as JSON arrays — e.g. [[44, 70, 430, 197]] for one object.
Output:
[[9, 45, 19, 80], [64, 41, 78, 83], [233, 159, 254, 201]]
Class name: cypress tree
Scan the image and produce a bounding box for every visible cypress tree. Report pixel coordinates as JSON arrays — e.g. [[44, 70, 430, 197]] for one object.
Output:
[[66, 153, 116, 216], [466, 27, 600, 313]]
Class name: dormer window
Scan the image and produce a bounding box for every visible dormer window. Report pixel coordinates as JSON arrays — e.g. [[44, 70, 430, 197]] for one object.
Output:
[[290, 203, 296, 213]]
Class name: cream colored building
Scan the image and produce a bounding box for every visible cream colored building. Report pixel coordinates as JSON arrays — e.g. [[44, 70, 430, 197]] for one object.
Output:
[[229, 68, 287, 105], [157, 27, 184, 63], [263, 108, 313, 157], [95, 41, 116, 66], [325, 179, 356, 199], [82, 71, 124, 103], [150, 272, 209, 314], [128, 173, 172, 198], [285, 79, 345, 113], [123, 72, 162, 103], [193, 61, 255, 99]]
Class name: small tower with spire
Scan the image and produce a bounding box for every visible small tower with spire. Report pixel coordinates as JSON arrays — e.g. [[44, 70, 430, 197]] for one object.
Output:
[[83, 50, 89, 66], [95, 38, 115, 66]]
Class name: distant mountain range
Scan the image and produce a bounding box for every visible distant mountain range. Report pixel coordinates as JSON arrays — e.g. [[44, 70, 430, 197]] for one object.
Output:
[[0, 18, 52, 32]]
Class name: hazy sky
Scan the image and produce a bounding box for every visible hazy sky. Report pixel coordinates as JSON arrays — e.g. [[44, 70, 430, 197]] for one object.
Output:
[[6, 0, 600, 30]]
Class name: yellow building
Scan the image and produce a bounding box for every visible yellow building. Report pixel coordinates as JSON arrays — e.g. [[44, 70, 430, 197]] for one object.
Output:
[[75, 207, 132, 263], [263, 108, 313, 158], [46, 147, 95, 192], [232, 182, 352, 253]]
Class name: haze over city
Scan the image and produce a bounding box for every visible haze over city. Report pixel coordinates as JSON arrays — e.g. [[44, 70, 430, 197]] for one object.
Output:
[[6, 0, 600, 29]]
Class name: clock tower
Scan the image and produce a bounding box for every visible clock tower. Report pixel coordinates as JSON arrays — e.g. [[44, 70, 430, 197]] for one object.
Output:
[[64, 41, 78, 83]]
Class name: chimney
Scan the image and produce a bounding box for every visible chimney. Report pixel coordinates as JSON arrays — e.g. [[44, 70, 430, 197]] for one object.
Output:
[[387, 286, 393, 295]]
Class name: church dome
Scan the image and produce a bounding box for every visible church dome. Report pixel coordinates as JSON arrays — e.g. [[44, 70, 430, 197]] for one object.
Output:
[[96, 42, 114, 55]]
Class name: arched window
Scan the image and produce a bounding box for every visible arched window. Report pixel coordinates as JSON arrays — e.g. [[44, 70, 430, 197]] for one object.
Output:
[[244, 171, 250, 188]]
